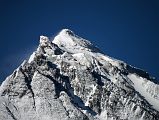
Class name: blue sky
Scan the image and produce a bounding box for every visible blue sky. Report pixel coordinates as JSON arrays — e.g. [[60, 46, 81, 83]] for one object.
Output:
[[0, 0, 159, 82]]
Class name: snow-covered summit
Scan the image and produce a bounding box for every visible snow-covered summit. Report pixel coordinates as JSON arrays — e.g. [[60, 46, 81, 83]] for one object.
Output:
[[0, 29, 159, 120], [58, 28, 75, 36], [53, 29, 101, 54]]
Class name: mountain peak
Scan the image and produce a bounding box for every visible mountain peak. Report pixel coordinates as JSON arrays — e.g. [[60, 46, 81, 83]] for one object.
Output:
[[0, 29, 159, 120], [59, 28, 75, 36], [53, 29, 100, 54]]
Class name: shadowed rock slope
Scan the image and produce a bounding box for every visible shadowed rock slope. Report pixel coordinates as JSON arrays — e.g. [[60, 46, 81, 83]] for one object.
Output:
[[0, 29, 159, 120]]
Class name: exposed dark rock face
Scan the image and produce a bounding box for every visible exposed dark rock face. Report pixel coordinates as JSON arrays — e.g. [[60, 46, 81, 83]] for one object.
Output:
[[0, 29, 159, 120]]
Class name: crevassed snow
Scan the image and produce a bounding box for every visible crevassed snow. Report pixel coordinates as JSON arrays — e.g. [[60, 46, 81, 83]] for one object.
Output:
[[128, 74, 159, 111]]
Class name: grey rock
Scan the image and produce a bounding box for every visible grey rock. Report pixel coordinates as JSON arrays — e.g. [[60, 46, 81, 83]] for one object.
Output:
[[0, 29, 159, 120]]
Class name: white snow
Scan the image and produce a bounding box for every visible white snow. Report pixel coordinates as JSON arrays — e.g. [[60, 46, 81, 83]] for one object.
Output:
[[40, 35, 49, 43], [1, 29, 159, 120], [85, 85, 97, 106], [53, 29, 77, 48], [98, 110, 108, 120], [93, 53, 124, 69], [32, 71, 38, 80], [28, 52, 36, 63], [53, 29, 98, 54], [128, 74, 159, 111], [52, 29, 125, 73], [72, 53, 92, 67]]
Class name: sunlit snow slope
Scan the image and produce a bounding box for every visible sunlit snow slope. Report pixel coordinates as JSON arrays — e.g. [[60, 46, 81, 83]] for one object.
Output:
[[0, 29, 159, 120]]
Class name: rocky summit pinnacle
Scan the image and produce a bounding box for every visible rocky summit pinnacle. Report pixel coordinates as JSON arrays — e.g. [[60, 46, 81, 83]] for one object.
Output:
[[0, 29, 159, 120]]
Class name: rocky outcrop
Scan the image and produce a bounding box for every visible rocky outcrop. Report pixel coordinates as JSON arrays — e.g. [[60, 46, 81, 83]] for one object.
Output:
[[0, 29, 159, 120]]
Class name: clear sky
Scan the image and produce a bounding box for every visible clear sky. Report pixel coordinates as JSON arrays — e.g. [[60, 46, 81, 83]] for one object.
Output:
[[0, 0, 159, 82]]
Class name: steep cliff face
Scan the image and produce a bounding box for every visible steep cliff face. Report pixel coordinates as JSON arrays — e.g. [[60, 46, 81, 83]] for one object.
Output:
[[0, 29, 159, 120]]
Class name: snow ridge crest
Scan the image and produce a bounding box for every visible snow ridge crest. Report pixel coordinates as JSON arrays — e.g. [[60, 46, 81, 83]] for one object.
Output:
[[0, 29, 159, 120]]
